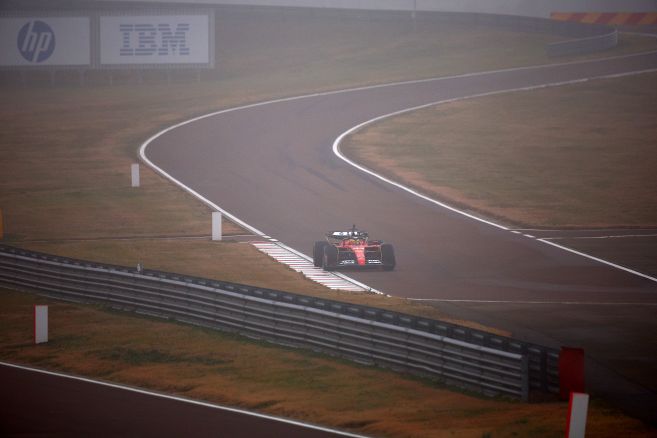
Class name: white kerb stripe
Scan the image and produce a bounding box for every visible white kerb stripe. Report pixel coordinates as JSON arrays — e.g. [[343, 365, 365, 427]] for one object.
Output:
[[252, 242, 370, 291]]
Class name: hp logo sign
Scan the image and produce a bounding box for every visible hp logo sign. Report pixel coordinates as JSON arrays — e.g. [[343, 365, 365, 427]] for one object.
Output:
[[17, 20, 56, 63]]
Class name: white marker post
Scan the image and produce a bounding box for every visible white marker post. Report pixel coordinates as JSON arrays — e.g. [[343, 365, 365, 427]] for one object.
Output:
[[212, 211, 222, 241], [566, 392, 589, 438], [131, 163, 140, 187], [34, 305, 48, 344]]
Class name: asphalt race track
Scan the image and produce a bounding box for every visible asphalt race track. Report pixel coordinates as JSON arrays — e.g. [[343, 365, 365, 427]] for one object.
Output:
[[144, 50, 657, 423], [0, 363, 360, 438]]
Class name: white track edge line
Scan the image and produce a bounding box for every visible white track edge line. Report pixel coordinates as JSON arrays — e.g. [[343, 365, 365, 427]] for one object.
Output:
[[538, 238, 657, 283], [543, 234, 657, 240], [510, 227, 657, 232], [0, 361, 367, 438], [332, 68, 657, 283]]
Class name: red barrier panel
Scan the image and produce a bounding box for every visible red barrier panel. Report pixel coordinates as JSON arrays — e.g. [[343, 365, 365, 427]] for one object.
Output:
[[559, 347, 585, 400]]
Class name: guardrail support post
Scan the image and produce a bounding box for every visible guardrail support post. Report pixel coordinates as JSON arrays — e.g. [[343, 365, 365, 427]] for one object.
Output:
[[212, 212, 222, 241]]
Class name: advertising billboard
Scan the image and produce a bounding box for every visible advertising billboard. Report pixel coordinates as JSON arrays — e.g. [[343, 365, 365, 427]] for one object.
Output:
[[0, 16, 91, 66], [100, 15, 211, 66]]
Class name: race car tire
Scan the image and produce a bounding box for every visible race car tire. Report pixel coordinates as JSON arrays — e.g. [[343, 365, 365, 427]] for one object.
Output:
[[313, 241, 329, 267], [323, 245, 338, 271], [381, 244, 396, 271]]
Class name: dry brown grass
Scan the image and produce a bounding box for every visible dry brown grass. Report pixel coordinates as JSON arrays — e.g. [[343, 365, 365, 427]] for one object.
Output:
[[0, 83, 244, 242], [342, 72, 657, 229], [3, 288, 655, 438]]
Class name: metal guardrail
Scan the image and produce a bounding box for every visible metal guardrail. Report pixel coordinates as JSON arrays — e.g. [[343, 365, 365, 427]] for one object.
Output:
[[0, 244, 560, 400]]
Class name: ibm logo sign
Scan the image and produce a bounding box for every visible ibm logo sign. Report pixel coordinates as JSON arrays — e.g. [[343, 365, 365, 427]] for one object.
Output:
[[2, 15, 207, 67], [120, 23, 190, 56], [17, 20, 55, 63]]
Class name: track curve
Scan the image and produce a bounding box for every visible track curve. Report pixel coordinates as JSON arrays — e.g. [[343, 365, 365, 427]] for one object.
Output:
[[144, 50, 657, 422], [144, 50, 657, 302]]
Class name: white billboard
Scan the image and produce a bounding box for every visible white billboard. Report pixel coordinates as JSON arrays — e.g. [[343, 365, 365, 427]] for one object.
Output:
[[100, 15, 211, 65], [0, 17, 90, 66]]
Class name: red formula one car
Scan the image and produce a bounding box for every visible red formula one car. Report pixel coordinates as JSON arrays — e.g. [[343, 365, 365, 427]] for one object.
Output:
[[313, 226, 396, 271]]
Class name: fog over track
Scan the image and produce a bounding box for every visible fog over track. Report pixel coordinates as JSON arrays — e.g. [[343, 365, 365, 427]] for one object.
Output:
[[144, 50, 657, 423]]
